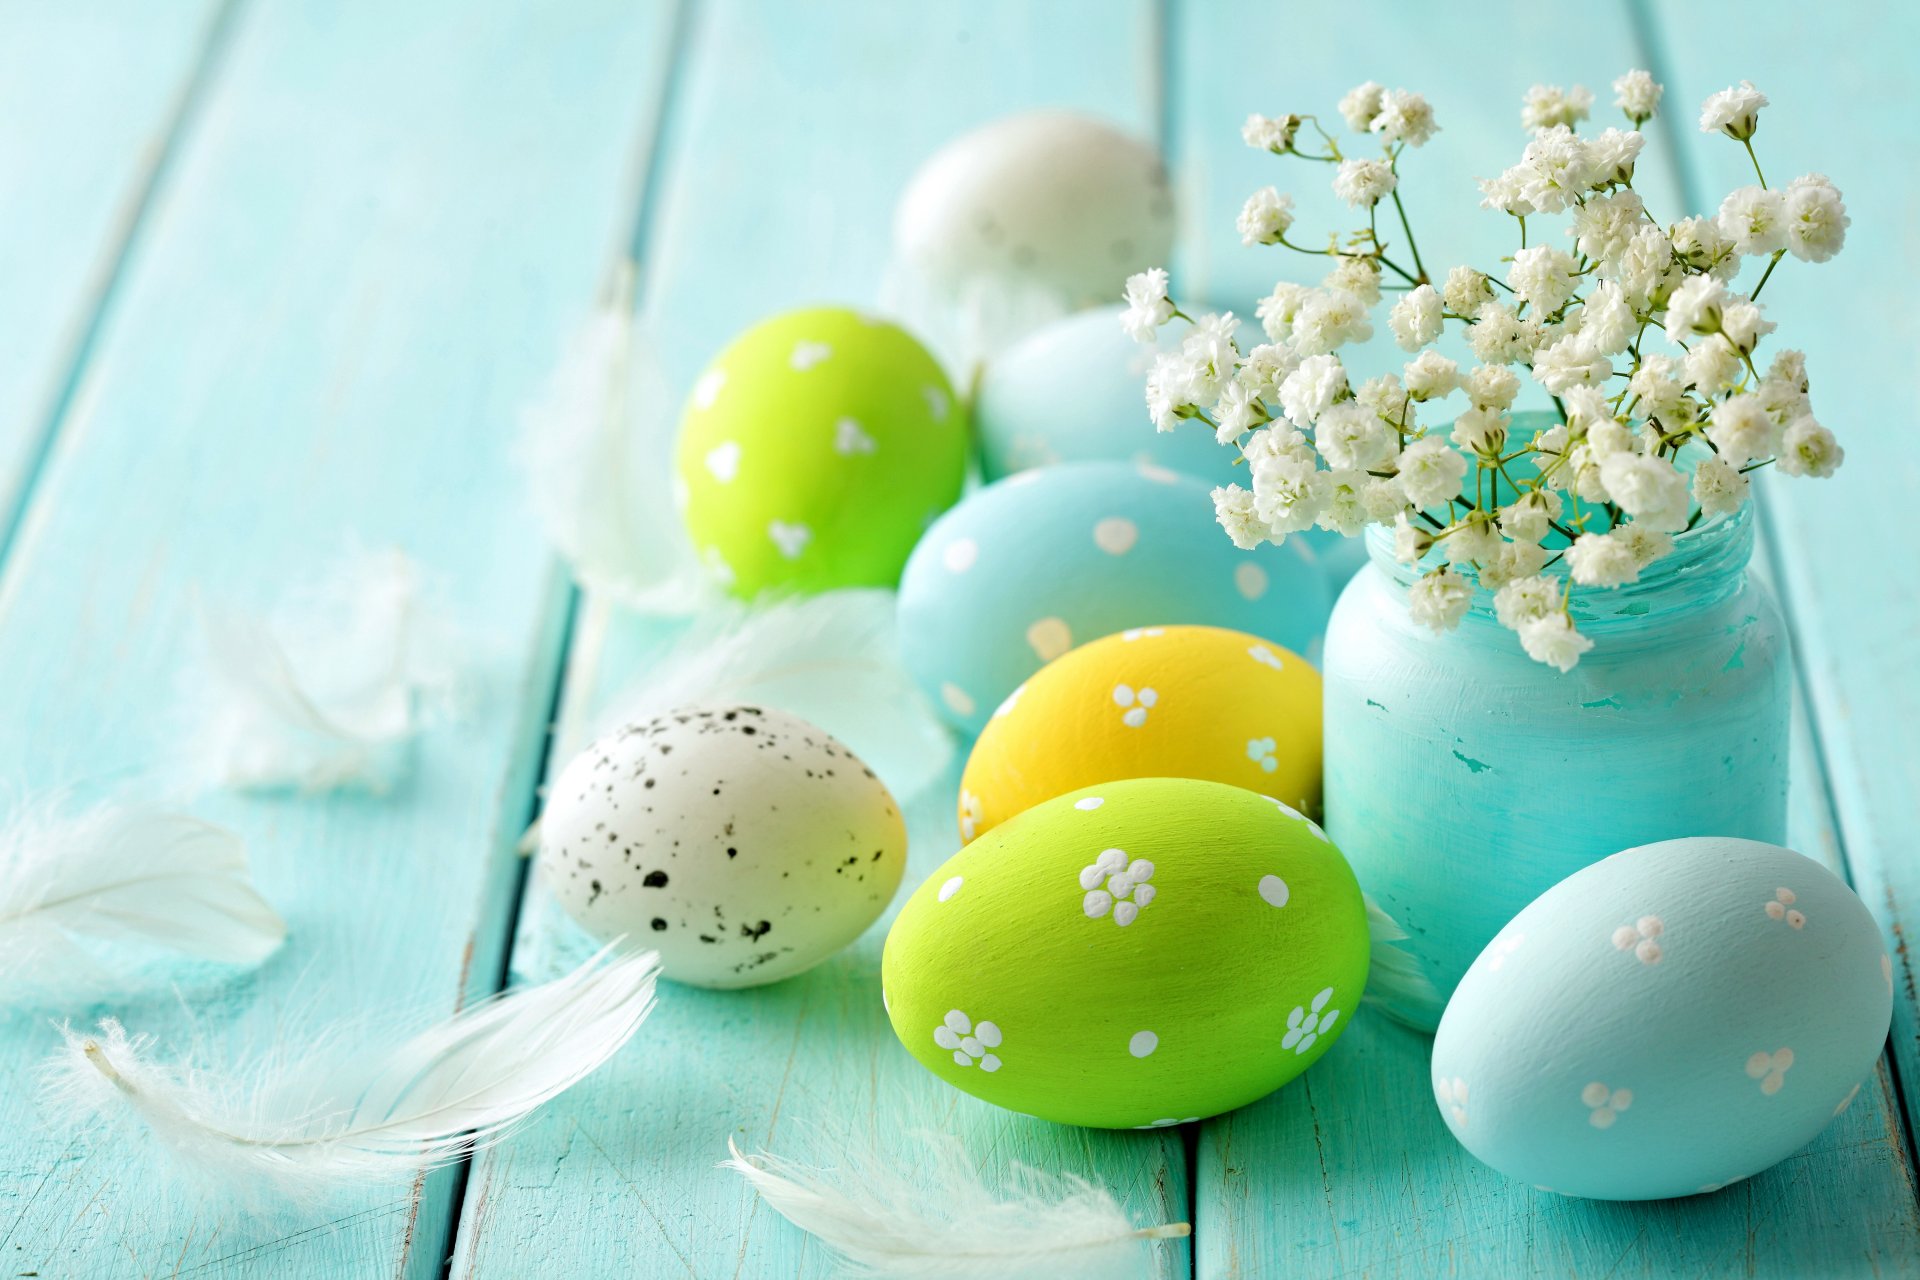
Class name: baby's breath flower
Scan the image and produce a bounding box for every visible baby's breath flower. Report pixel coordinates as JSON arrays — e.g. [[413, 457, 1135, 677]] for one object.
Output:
[[1777, 416, 1843, 477], [1397, 436, 1468, 508], [1339, 81, 1386, 132], [1238, 186, 1296, 246], [1212, 380, 1263, 444], [1514, 126, 1594, 213], [1768, 347, 1808, 391], [1467, 301, 1537, 365], [1372, 88, 1439, 147], [1480, 537, 1550, 590], [1363, 476, 1409, 523], [1629, 354, 1688, 418], [1518, 612, 1594, 671], [1570, 189, 1645, 266], [1324, 254, 1382, 305], [1144, 351, 1194, 431], [1316, 400, 1395, 470], [1568, 530, 1643, 586], [1252, 446, 1327, 532], [1276, 353, 1348, 427], [1609, 223, 1678, 309], [1212, 484, 1269, 549], [1508, 245, 1581, 313], [1393, 511, 1434, 563], [1499, 488, 1562, 543], [1719, 298, 1775, 353], [1443, 266, 1494, 314], [1450, 406, 1508, 456], [1256, 281, 1311, 342], [1443, 512, 1503, 568], [1409, 567, 1474, 631], [1242, 113, 1300, 153], [1578, 281, 1636, 356], [1699, 80, 1768, 140], [1692, 454, 1749, 517], [1532, 333, 1612, 393], [1663, 274, 1727, 344], [1333, 158, 1398, 208], [1585, 128, 1645, 188], [1521, 83, 1594, 132], [1465, 363, 1520, 411], [1402, 351, 1462, 401], [1783, 174, 1849, 263], [1717, 185, 1788, 256], [1236, 342, 1301, 399], [1290, 289, 1373, 355], [1669, 216, 1739, 279], [1613, 69, 1663, 124], [1388, 284, 1444, 351], [1356, 373, 1408, 430], [1494, 574, 1560, 629], [1120, 268, 1174, 342], [1599, 453, 1690, 531], [1614, 521, 1674, 569], [1317, 469, 1372, 536], [1478, 169, 1536, 217], [1685, 337, 1743, 394]]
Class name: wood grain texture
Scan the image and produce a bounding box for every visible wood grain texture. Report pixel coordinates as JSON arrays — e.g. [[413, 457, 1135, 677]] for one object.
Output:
[[448, 2, 1190, 1276], [0, 1, 675, 1275], [1171, 1, 1920, 1274], [0, 0, 228, 553], [1640, 0, 1920, 1158]]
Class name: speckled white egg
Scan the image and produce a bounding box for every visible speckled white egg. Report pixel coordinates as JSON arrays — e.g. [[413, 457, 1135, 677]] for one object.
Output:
[[539, 705, 907, 989], [894, 112, 1174, 308], [1433, 837, 1891, 1200], [897, 460, 1331, 735]]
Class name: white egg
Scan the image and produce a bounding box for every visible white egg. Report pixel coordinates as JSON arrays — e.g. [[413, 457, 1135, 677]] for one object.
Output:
[[540, 705, 907, 988], [1433, 837, 1891, 1200], [894, 111, 1174, 308]]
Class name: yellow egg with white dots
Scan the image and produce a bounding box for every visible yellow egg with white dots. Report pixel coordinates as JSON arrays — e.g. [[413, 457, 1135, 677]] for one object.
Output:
[[958, 625, 1321, 841]]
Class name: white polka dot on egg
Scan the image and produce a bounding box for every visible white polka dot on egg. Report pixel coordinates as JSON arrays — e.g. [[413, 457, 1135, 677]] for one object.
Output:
[[1259, 874, 1291, 908], [1129, 1030, 1159, 1058]]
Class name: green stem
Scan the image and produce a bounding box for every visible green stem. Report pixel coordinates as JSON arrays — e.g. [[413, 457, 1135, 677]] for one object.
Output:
[[1388, 187, 1429, 284], [1742, 137, 1768, 189], [1751, 249, 1785, 301]]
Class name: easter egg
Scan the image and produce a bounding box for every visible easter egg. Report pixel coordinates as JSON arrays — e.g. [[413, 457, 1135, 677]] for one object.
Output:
[[539, 705, 906, 988], [975, 305, 1239, 484], [674, 307, 966, 597], [882, 778, 1369, 1128], [959, 625, 1320, 842], [1433, 837, 1891, 1200], [894, 112, 1174, 309], [897, 461, 1330, 735]]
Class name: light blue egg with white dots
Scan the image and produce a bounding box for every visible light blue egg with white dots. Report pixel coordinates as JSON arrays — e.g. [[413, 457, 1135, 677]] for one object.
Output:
[[975, 306, 1367, 585], [1433, 837, 1891, 1201], [898, 460, 1331, 735]]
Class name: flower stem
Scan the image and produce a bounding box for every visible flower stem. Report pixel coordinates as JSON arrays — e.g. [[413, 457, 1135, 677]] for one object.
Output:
[[1742, 138, 1768, 189], [1750, 249, 1785, 301], [1388, 188, 1429, 284]]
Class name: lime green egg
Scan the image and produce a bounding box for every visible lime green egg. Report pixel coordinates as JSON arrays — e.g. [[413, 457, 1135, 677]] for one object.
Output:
[[674, 307, 968, 596], [882, 777, 1370, 1128]]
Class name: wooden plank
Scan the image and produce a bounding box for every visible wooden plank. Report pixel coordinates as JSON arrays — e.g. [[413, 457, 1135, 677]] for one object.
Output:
[[1170, 1, 1920, 1274], [449, 2, 1190, 1275], [0, 2, 677, 1276], [0, 0, 227, 550], [1639, 0, 1920, 1159]]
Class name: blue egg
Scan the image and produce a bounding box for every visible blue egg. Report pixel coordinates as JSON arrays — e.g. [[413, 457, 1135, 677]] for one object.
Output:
[[975, 305, 1367, 586], [1433, 837, 1891, 1201], [898, 460, 1331, 734]]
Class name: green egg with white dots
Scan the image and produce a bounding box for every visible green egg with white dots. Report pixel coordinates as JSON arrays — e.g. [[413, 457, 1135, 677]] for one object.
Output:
[[675, 307, 968, 597], [881, 777, 1370, 1128]]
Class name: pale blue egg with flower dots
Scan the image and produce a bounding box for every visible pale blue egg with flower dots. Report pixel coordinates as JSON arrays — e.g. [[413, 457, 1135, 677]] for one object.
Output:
[[1433, 837, 1891, 1201], [897, 460, 1331, 735]]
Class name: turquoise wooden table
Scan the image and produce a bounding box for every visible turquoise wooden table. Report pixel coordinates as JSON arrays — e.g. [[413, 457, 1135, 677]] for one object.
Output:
[[1, 1, 1915, 1275]]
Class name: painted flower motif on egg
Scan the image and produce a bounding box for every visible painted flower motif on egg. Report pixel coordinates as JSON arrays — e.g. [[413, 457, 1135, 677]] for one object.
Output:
[[883, 778, 1370, 1128], [674, 307, 966, 597], [1433, 837, 1892, 1200], [538, 705, 907, 989], [959, 625, 1321, 841], [898, 461, 1331, 735]]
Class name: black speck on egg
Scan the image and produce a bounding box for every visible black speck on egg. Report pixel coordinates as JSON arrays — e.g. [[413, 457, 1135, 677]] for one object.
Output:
[[643, 870, 668, 888]]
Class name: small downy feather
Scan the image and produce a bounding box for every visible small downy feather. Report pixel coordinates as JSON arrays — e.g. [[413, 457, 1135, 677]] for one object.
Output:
[[877, 258, 1073, 379], [182, 546, 462, 793], [1362, 893, 1441, 1012], [43, 944, 661, 1214], [0, 802, 284, 1007], [518, 265, 717, 613], [724, 1135, 1189, 1279], [597, 590, 954, 804]]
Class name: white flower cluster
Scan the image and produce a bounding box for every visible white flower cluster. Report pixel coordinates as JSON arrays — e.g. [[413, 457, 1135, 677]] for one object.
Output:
[[1122, 73, 1846, 671]]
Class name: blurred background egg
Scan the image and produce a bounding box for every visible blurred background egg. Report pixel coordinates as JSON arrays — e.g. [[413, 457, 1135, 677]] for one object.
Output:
[[960, 625, 1320, 841], [893, 111, 1173, 313], [674, 307, 966, 597], [897, 460, 1331, 735], [975, 305, 1368, 584], [1433, 836, 1891, 1200], [539, 705, 907, 988], [882, 778, 1368, 1128]]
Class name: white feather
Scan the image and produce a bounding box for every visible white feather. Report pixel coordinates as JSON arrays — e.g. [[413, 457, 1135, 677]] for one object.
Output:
[[182, 546, 462, 793], [517, 268, 718, 614], [877, 257, 1074, 380], [596, 590, 954, 803], [42, 944, 660, 1213], [725, 1135, 1188, 1279], [1362, 893, 1441, 1013], [0, 802, 283, 1006]]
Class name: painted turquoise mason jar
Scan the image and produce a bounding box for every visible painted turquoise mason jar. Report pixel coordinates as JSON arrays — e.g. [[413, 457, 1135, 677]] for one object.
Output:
[[1323, 499, 1789, 1030]]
